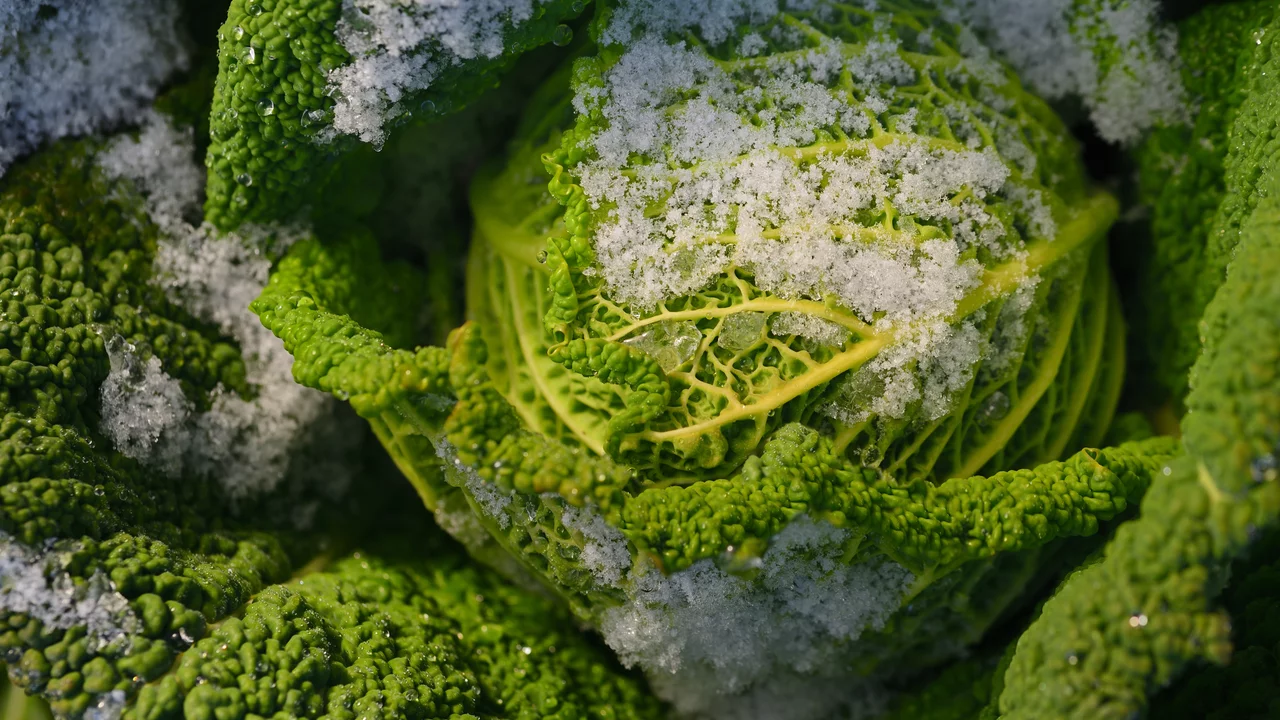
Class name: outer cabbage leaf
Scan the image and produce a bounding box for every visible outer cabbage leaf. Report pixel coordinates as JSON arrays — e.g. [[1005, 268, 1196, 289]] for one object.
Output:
[[125, 505, 663, 720], [1146, 523, 1280, 720], [254, 8, 1194, 718], [0, 130, 354, 718], [995, 10, 1280, 713], [1130, 0, 1277, 407], [203, 0, 586, 230]]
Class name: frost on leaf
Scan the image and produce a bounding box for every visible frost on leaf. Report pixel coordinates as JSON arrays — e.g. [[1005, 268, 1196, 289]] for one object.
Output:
[[83, 691, 128, 720], [436, 438, 514, 529], [0, 0, 188, 176], [559, 502, 632, 588], [0, 534, 138, 649], [99, 338, 192, 475], [95, 114, 356, 505], [823, 318, 990, 424], [600, 0, 783, 46], [326, 0, 550, 147], [600, 517, 912, 716], [567, 1, 1065, 423], [769, 312, 848, 348], [717, 312, 767, 352], [949, 0, 1186, 144]]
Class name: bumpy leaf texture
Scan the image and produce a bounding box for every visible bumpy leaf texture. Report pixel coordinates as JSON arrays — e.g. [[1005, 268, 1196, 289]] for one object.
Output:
[[838, 4, 1280, 717], [203, 0, 587, 230], [252, 2, 1202, 716], [0, 84, 657, 718], [994, 5, 1280, 719], [1131, 0, 1277, 408]]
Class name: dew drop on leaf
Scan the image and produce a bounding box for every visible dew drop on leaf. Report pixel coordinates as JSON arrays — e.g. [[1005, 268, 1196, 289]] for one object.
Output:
[[977, 391, 1010, 425], [719, 312, 765, 352], [625, 321, 702, 372], [861, 443, 884, 467]]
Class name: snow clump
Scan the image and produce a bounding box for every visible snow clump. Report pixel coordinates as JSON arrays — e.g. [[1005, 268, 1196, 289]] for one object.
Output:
[[950, 0, 1185, 144], [571, 1, 1056, 422], [0, 0, 189, 176], [0, 534, 138, 649], [96, 114, 354, 504], [599, 516, 913, 719], [326, 0, 552, 147]]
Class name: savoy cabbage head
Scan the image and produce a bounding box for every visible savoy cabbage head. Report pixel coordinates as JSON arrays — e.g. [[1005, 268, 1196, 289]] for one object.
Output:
[[249, 0, 1278, 718], [423, 4, 1151, 711]]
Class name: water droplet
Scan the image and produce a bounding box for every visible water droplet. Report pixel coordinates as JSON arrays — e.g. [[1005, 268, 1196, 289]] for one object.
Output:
[[301, 108, 327, 126], [241, 46, 257, 64], [977, 391, 1010, 425], [552, 24, 573, 46], [418, 98, 437, 114], [256, 99, 274, 116], [860, 443, 884, 467], [624, 321, 702, 372], [235, 173, 253, 187], [232, 25, 245, 41], [247, 2, 263, 16], [718, 312, 765, 352], [571, 0, 587, 12], [536, 250, 548, 264]]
